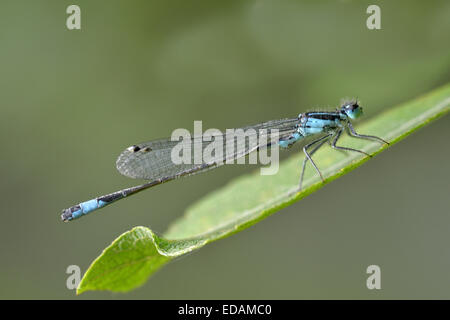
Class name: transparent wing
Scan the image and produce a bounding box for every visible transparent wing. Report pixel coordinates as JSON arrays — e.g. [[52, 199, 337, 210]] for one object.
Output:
[[116, 118, 299, 180]]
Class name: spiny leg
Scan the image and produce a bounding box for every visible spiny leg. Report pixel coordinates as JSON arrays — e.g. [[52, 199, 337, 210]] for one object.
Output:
[[300, 134, 332, 190], [328, 135, 347, 156], [331, 128, 371, 157], [347, 122, 389, 145], [299, 137, 329, 191]]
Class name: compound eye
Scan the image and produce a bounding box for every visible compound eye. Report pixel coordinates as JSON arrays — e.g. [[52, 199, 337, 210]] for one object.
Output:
[[347, 105, 362, 119], [348, 103, 359, 110]]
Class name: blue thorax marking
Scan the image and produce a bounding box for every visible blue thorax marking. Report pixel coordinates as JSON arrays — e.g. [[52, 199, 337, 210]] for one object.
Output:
[[279, 112, 345, 148], [299, 112, 342, 136]]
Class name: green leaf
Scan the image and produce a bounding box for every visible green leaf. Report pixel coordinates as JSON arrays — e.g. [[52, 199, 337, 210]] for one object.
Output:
[[77, 84, 450, 294], [77, 227, 205, 294]]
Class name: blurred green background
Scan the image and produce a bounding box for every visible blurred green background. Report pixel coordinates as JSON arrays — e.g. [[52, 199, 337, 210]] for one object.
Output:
[[1, 0, 449, 299]]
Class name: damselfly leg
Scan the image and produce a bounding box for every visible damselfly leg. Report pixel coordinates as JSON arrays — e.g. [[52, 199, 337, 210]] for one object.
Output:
[[330, 128, 371, 157], [298, 122, 388, 191], [300, 134, 332, 190], [299, 135, 330, 190], [347, 122, 390, 145]]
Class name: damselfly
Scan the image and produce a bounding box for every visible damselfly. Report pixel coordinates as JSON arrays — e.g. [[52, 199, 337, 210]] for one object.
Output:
[[61, 100, 388, 222]]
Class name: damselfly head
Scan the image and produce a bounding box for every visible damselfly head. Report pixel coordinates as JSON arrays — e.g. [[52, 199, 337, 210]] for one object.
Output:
[[340, 100, 363, 119]]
